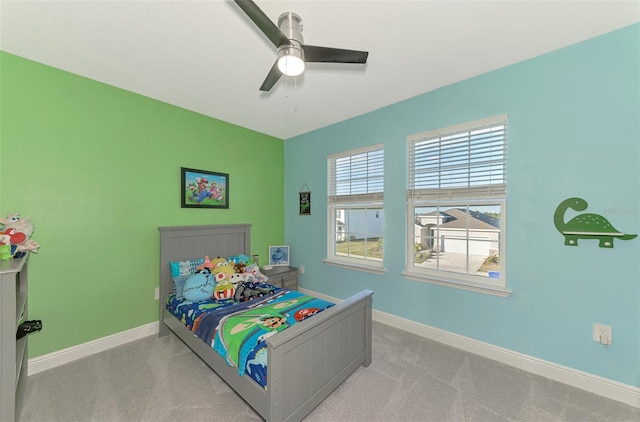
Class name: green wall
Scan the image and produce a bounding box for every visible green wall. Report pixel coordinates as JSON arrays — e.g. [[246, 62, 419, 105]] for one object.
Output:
[[0, 52, 285, 357]]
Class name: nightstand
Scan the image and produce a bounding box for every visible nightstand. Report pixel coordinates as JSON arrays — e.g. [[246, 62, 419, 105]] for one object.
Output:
[[263, 266, 298, 290]]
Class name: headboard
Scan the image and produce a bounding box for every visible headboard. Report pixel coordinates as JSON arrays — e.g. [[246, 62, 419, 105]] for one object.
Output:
[[158, 224, 251, 322]]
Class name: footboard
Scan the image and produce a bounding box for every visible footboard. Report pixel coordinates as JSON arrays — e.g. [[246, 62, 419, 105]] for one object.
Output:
[[266, 289, 373, 422], [158, 225, 374, 421]]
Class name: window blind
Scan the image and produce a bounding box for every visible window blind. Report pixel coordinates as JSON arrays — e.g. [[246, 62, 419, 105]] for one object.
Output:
[[408, 119, 507, 200], [328, 144, 384, 205]]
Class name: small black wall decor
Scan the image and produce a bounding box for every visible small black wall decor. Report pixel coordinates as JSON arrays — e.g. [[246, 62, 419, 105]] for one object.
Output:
[[299, 191, 311, 215], [299, 183, 311, 215]]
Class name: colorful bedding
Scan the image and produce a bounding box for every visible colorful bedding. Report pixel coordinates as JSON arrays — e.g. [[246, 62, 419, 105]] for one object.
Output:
[[166, 287, 334, 388]]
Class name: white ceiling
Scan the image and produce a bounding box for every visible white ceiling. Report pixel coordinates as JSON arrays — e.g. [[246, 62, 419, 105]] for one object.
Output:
[[2, 1, 639, 139]]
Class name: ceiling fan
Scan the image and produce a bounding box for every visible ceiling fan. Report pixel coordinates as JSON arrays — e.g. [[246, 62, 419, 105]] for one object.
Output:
[[234, 0, 369, 92]]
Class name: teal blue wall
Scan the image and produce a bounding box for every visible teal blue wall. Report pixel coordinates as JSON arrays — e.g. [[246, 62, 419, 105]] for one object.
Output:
[[284, 24, 640, 387]]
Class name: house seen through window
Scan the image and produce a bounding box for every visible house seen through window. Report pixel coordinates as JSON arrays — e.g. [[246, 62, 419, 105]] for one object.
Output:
[[413, 205, 501, 275], [405, 115, 510, 296], [327, 144, 384, 273]]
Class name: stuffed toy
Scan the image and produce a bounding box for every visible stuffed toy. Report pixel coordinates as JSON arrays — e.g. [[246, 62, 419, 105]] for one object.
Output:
[[212, 261, 235, 280], [234, 262, 247, 274], [228, 254, 252, 266], [0, 244, 12, 261], [182, 270, 217, 302], [231, 272, 256, 284], [244, 263, 269, 283], [234, 280, 276, 302], [210, 256, 229, 268], [213, 278, 235, 300], [196, 256, 216, 271], [0, 213, 40, 258]]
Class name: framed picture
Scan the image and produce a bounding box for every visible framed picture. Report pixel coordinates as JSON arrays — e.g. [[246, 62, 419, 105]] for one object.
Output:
[[299, 191, 311, 215], [269, 245, 290, 267], [181, 167, 229, 209]]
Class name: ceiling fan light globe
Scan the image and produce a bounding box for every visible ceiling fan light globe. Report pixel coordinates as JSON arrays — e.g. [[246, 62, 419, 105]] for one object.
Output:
[[277, 55, 305, 76]]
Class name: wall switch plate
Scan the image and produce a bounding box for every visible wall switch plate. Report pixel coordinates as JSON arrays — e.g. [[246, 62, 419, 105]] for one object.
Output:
[[593, 323, 612, 345], [299, 265, 305, 274], [155, 287, 160, 300]]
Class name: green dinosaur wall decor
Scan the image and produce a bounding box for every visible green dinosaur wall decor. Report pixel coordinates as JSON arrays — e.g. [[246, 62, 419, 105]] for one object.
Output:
[[554, 197, 637, 248]]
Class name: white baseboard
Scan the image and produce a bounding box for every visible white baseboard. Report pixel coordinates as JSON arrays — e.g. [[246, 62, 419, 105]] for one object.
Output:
[[300, 288, 640, 409], [28, 322, 158, 376], [28, 291, 640, 409]]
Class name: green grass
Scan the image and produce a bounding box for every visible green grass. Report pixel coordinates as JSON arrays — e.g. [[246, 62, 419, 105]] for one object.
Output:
[[336, 238, 383, 259], [478, 255, 500, 272]]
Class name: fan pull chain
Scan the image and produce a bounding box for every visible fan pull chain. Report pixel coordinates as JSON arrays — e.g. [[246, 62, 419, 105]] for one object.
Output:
[[282, 75, 298, 113], [284, 74, 289, 98], [293, 76, 298, 113]]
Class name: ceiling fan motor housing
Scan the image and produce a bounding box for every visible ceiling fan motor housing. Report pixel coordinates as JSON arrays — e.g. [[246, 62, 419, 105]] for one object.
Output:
[[278, 12, 303, 43], [277, 12, 304, 59], [277, 12, 305, 75]]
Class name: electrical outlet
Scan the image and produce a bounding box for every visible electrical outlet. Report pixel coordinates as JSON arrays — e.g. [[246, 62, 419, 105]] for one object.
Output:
[[154, 287, 160, 300], [299, 265, 305, 274], [593, 323, 612, 345]]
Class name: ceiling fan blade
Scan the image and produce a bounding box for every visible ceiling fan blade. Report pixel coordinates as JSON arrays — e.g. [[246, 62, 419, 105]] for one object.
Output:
[[234, 0, 290, 48], [259, 60, 283, 92], [302, 45, 369, 63]]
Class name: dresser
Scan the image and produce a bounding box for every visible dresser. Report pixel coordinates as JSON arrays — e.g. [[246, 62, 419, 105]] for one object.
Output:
[[263, 266, 298, 290], [0, 255, 29, 422]]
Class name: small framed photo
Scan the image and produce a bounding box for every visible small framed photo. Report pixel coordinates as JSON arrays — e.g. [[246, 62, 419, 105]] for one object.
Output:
[[269, 245, 290, 267], [181, 167, 229, 209]]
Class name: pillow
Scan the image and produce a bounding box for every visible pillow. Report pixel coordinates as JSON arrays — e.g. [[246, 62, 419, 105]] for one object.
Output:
[[170, 258, 205, 298], [169, 258, 205, 277], [182, 271, 216, 302], [172, 275, 189, 299]]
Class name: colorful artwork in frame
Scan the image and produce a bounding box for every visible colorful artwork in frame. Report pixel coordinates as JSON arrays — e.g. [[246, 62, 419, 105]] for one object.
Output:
[[269, 245, 290, 266], [181, 167, 229, 209]]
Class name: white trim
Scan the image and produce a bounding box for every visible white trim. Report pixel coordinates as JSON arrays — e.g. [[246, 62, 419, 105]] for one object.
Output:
[[327, 142, 384, 160], [28, 322, 158, 375], [402, 269, 512, 297], [299, 288, 640, 409], [407, 113, 508, 141], [26, 295, 640, 410], [323, 258, 385, 275]]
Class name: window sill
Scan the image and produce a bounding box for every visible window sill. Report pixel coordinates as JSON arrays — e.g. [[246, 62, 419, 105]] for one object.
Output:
[[402, 269, 512, 297], [324, 258, 385, 275]]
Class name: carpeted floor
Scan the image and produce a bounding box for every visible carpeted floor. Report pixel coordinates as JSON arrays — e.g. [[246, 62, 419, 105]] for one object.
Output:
[[19, 322, 640, 421]]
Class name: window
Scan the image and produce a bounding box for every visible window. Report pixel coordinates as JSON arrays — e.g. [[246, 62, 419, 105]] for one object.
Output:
[[405, 115, 510, 296], [327, 144, 384, 273]]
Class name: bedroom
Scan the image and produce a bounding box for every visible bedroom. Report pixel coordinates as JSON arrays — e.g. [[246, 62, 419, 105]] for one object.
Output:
[[1, 0, 639, 420]]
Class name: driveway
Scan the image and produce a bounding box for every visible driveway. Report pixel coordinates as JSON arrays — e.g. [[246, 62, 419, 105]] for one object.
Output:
[[417, 252, 487, 275]]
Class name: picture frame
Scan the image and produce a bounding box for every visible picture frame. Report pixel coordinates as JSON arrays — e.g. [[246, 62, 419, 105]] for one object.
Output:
[[268, 245, 290, 267], [299, 191, 311, 215], [181, 167, 229, 209]]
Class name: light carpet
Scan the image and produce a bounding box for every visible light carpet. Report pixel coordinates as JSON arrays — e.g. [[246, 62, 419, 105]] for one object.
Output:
[[19, 322, 640, 421]]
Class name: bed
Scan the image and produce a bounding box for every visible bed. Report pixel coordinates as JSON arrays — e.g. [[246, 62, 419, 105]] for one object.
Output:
[[158, 224, 373, 422]]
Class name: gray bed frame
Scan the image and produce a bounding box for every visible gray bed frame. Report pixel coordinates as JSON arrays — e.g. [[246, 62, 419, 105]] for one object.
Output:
[[158, 224, 373, 422]]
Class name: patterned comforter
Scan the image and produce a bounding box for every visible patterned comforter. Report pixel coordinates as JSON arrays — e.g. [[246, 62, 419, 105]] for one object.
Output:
[[166, 287, 334, 388]]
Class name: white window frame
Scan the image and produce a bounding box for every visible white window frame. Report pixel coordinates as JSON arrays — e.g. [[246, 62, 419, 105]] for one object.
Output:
[[403, 115, 511, 297], [326, 144, 384, 274]]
